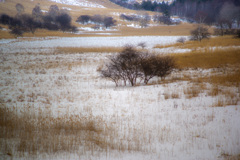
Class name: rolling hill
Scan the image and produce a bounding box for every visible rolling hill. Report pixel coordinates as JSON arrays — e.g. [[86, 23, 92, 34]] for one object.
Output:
[[0, 0, 195, 38]]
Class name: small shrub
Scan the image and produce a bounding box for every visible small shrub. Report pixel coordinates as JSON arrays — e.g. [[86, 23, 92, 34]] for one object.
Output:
[[10, 26, 24, 37], [100, 46, 176, 86], [76, 14, 117, 29], [190, 25, 210, 41]]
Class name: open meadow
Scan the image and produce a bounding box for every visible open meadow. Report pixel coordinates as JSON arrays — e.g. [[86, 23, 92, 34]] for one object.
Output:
[[0, 35, 240, 160], [0, 0, 240, 159]]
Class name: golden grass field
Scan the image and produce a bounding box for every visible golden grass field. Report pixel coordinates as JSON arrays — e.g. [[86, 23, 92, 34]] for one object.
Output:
[[155, 35, 240, 49], [0, 0, 200, 39], [1, 1, 240, 159], [165, 36, 240, 87]]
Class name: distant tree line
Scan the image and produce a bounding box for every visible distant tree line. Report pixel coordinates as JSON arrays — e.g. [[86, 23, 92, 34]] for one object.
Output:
[[171, 0, 240, 24], [111, 0, 240, 36], [110, 0, 170, 16], [99, 46, 175, 86], [76, 15, 116, 29], [120, 12, 179, 27], [171, 0, 240, 36], [0, 3, 77, 37]]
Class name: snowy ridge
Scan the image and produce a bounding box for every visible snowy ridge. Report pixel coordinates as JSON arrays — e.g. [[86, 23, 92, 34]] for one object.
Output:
[[49, 0, 105, 8]]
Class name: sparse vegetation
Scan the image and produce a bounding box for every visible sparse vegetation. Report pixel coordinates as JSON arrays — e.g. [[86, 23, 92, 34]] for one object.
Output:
[[190, 25, 210, 41], [0, 0, 240, 160], [76, 14, 116, 29], [0, 4, 77, 37], [100, 46, 175, 86]]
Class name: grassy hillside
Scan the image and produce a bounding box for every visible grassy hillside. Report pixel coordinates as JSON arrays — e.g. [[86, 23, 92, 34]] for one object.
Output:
[[0, 0, 199, 38]]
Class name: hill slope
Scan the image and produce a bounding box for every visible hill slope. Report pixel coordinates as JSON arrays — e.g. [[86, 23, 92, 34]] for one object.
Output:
[[0, 0, 123, 16], [0, 0, 196, 38]]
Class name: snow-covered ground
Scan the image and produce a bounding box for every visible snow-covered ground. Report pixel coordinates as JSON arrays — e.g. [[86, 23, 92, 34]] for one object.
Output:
[[0, 36, 188, 54], [49, 0, 105, 8], [0, 36, 239, 160]]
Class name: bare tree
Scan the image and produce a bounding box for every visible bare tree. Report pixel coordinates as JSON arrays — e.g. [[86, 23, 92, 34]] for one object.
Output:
[[32, 4, 43, 22], [19, 14, 39, 34], [76, 15, 91, 24], [154, 15, 172, 25], [141, 55, 175, 84], [140, 55, 157, 84], [91, 15, 103, 24], [100, 46, 143, 86], [120, 14, 134, 21], [155, 56, 175, 80], [100, 64, 122, 87], [190, 25, 210, 42], [10, 26, 24, 37], [48, 5, 59, 20], [16, 3, 24, 16], [103, 16, 116, 28], [195, 11, 208, 24], [56, 13, 72, 32], [117, 46, 143, 86], [100, 46, 176, 86], [139, 13, 151, 28]]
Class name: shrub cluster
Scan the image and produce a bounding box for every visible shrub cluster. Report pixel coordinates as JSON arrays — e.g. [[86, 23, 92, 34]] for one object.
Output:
[[76, 15, 116, 29], [214, 28, 240, 37], [120, 13, 151, 28], [0, 4, 77, 37], [153, 15, 180, 25], [99, 46, 175, 86], [120, 14, 141, 22], [190, 25, 210, 41]]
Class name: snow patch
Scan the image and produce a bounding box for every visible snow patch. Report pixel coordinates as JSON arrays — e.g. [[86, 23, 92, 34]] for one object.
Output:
[[0, 36, 186, 53], [49, 0, 105, 8], [62, 7, 72, 10]]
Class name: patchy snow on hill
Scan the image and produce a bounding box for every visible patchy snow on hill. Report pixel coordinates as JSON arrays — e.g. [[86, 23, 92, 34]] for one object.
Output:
[[0, 36, 240, 160], [49, 0, 105, 8], [0, 36, 186, 53]]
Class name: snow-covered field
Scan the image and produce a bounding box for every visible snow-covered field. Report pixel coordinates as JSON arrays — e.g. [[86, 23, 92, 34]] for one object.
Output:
[[0, 36, 189, 54], [49, 0, 105, 8], [0, 36, 240, 160]]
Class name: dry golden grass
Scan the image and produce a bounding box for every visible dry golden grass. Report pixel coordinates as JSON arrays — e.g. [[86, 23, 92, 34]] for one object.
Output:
[[0, 0, 197, 38], [0, 30, 15, 39], [155, 36, 240, 49], [171, 48, 240, 87], [173, 48, 240, 69], [208, 71, 240, 86], [1, 23, 196, 39], [184, 83, 205, 99], [184, 36, 240, 48], [0, 0, 122, 16], [212, 95, 239, 107], [0, 104, 146, 158], [0, 105, 100, 156], [161, 35, 240, 88], [119, 23, 195, 36], [221, 153, 240, 160]]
